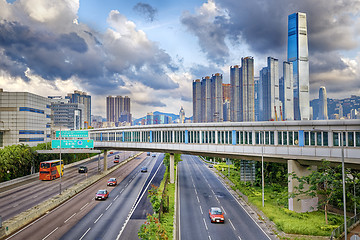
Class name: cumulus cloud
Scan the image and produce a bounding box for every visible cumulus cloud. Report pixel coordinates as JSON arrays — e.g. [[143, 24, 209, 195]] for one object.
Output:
[[181, 0, 230, 64], [133, 2, 157, 22], [0, 0, 179, 107]]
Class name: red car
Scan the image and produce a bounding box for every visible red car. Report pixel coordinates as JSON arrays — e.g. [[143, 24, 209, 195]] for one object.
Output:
[[114, 159, 119, 163], [95, 189, 109, 200], [209, 207, 225, 223], [107, 178, 117, 186]]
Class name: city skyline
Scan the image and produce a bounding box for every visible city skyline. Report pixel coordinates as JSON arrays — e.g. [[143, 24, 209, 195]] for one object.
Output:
[[0, 0, 359, 118]]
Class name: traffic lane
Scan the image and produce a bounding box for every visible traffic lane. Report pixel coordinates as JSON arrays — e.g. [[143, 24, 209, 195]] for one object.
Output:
[[6, 154, 146, 240], [178, 156, 211, 240], [59, 154, 161, 240], [0, 151, 132, 221], [188, 155, 271, 240], [120, 154, 166, 240]]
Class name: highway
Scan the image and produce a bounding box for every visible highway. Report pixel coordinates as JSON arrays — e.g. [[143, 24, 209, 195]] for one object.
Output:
[[59, 153, 164, 240], [178, 155, 272, 240], [0, 151, 133, 221]]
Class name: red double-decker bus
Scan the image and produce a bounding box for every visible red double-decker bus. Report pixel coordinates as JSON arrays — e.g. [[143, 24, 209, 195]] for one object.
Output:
[[39, 160, 64, 180]]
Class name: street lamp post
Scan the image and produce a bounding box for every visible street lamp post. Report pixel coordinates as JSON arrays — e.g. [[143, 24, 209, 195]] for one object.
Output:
[[341, 132, 347, 240], [261, 132, 264, 208], [59, 126, 62, 195]]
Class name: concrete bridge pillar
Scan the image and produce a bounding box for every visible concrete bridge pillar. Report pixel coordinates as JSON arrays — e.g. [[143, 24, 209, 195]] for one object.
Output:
[[288, 160, 318, 212], [104, 150, 108, 171], [170, 153, 174, 184]]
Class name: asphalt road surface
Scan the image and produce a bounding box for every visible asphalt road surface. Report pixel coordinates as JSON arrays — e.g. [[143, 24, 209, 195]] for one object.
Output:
[[178, 155, 272, 240], [0, 151, 133, 221]]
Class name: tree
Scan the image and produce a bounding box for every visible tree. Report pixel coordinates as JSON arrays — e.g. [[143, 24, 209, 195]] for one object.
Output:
[[289, 160, 345, 224]]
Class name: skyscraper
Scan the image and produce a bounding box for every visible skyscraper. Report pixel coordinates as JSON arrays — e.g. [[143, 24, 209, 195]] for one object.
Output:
[[201, 76, 212, 122], [106, 96, 115, 122], [287, 12, 310, 120], [259, 67, 268, 121], [106, 96, 131, 123], [230, 65, 241, 122], [211, 73, 223, 122], [283, 61, 294, 120], [318, 86, 328, 120], [241, 57, 255, 122], [66, 90, 91, 125], [192, 79, 202, 123]]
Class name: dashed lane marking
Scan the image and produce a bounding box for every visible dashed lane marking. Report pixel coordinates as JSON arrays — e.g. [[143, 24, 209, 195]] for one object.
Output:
[[64, 213, 76, 223], [106, 202, 112, 211], [228, 218, 236, 230], [94, 213, 103, 224], [80, 202, 89, 211], [203, 218, 208, 230], [79, 227, 91, 240], [41, 227, 58, 240]]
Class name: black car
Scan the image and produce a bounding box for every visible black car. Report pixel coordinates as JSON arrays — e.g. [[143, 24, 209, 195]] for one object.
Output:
[[115, 155, 120, 159], [141, 167, 148, 172], [78, 166, 88, 173]]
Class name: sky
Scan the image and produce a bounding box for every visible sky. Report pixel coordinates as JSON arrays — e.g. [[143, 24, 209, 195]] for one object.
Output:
[[0, 0, 359, 119]]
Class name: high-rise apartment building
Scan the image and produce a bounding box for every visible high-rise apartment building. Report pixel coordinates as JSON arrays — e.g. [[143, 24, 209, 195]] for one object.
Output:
[[0, 89, 51, 147], [230, 65, 241, 122], [211, 73, 223, 122], [287, 12, 310, 120], [222, 84, 231, 102], [254, 77, 260, 121], [192, 79, 202, 123], [106, 96, 131, 123], [230, 58, 255, 122], [283, 61, 294, 120], [106, 96, 115, 122], [66, 90, 91, 126], [241, 57, 255, 122], [201, 76, 212, 122], [318, 86, 328, 120], [193, 74, 224, 123]]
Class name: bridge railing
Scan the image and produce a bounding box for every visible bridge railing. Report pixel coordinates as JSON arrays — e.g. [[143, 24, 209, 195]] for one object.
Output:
[[330, 212, 360, 239]]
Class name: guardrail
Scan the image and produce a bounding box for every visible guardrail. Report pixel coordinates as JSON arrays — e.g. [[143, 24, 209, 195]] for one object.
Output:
[[330, 212, 360, 239]]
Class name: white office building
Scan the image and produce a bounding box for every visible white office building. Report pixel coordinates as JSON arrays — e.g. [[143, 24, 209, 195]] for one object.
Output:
[[0, 89, 51, 147]]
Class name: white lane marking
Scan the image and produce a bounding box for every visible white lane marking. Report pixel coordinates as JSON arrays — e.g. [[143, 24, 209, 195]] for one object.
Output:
[[42, 227, 58, 240], [116, 159, 164, 240], [208, 236, 212, 240], [80, 202, 89, 211], [208, 183, 211, 188], [211, 189, 215, 195], [32, 195, 38, 198], [106, 202, 112, 210], [238, 236, 242, 240], [64, 213, 76, 223], [120, 189, 124, 194], [193, 183, 196, 188], [94, 213, 103, 224], [221, 206, 226, 215], [114, 195, 119, 201], [228, 218, 236, 230], [79, 227, 91, 240], [196, 195, 200, 203], [13, 204, 19, 208], [125, 183, 128, 188], [202, 218, 208, 230], [199, 205, 203, 214], [215, 196, 220, 203], [194, 188, 198, 195]]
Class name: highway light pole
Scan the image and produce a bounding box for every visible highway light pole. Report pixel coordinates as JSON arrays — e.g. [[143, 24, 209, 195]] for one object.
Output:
[[261, 131, 264, 208], [341, 132, 347, 240], [59, 126, 62, 195]]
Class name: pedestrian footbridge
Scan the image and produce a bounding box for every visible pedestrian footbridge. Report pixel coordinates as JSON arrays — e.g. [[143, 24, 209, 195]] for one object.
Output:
[[86, 120, 360, 213]]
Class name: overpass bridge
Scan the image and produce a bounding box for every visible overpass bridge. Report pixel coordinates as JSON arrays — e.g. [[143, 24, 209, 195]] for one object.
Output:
[[85, 119, 360, 212]]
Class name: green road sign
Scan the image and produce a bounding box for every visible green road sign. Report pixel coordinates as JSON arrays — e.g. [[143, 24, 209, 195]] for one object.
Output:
[[56, 130, 88, 138], [52, 139, 94, 149]]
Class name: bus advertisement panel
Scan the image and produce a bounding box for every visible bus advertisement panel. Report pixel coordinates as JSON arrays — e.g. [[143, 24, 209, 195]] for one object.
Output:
[[39, 160, 64, 180]]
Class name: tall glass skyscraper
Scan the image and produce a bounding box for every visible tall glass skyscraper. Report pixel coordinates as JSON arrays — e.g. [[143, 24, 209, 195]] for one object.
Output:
[[283, 61, 294, 120], [287, 12, 310, 120], [318, 86, 328, 120]]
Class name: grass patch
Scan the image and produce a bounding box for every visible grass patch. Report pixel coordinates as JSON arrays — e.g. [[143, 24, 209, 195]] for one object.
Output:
[[213, 165, 343, 237]]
